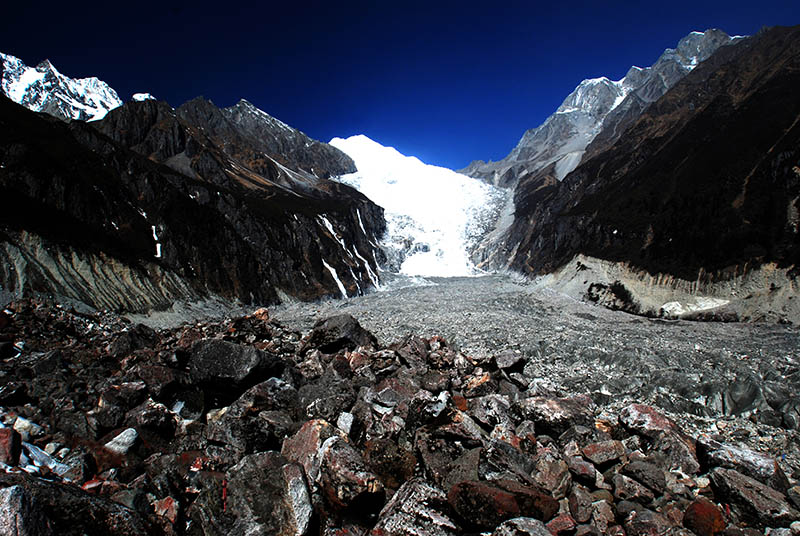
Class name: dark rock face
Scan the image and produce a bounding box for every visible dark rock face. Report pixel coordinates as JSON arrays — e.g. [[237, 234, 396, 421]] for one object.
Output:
[[0, 93, 385, 312], [498, 26, 800, 282], [460, 29, 736, 188]]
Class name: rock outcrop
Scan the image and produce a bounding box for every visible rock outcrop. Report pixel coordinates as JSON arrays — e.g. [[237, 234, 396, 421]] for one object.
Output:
[[0, 92, 385, 312], [473, 25, 800, 322]]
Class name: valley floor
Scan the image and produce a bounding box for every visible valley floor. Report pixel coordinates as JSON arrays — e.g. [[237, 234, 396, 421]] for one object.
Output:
[[272, 274, 800, 474]]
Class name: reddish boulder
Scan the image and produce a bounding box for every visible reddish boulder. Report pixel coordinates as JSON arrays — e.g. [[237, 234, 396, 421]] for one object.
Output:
[[447, 480, 558, 531], [582, 440, 625, 466], [0, 427, 22, 466], [683, 497, 726, 536]]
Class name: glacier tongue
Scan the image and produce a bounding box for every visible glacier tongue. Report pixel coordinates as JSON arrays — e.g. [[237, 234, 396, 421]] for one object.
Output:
[[330, 135, 505, 278]]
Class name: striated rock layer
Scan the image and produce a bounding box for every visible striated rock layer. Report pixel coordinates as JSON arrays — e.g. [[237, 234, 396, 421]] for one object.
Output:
[[0, 92, 385, 312]]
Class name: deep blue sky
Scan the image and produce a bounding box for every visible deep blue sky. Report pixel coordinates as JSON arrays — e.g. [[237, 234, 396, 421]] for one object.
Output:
[[2, 1, 798, 169]]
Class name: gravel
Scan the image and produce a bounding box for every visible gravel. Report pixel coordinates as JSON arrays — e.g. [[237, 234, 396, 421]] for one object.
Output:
[[272, 274, 800, 479]]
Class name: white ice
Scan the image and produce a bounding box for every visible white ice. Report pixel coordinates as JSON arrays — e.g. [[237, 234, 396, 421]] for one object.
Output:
[[330, 135, 504, 278], [321, 259, 348, 298]]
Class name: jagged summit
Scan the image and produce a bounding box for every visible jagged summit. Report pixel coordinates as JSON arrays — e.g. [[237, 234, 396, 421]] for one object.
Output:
[[0, 52, 123, 121], [461, 29, 740, 187]]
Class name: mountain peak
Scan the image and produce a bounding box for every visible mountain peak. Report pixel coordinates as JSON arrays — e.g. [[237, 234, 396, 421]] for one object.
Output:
[[1, 52, 124, 121], [462, 28, 743, 186]]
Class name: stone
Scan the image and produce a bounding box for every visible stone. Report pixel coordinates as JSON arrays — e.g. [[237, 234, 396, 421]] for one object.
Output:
[[469, 394, 513, 429], [619, 403, 678, 437], [207, 378, 298, 455], [492, 517, 552, 536], [299, 314, 377, 355], [318, 435, 384, 511], [0, 427, 22, 466], [13, 417, 44, 442], [531, 447, 571, 500], [612, 473, 655, 505], [568, 484, 593, 523], [282, 419, 345, 485], [0, 485, 52, 536], [624, 508, 675, 536], [566, 456, 597, 485], [710, 467, 799, 528], [153, 496, 180, 525], [621, 460, 666, 494], [518, 396, 594, 437], [683, 497, 726, 536], [104, 427, 138, 455], [447, 479, 558, 531], [226, 452, 312, 536], [370, 478, 459, 536], [547, 513, 577, 535], [590, 499, 616, 533], [697, 435, 791, 493], [188, 338, 282, 393], [495, 350, 525, 371], [364, 439, 417, 491], [789, 486, 800, 509], [582, 440, 626, 466]]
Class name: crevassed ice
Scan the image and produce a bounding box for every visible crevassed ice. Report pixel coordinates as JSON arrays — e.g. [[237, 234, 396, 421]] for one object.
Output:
[[330, 135, 504, 278]]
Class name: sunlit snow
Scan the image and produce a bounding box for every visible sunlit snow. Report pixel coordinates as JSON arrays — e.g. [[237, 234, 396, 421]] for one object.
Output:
[[330, 135, 504, 278]]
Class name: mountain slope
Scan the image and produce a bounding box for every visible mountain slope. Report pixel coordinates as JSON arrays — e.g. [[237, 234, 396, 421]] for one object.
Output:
[[461, 29, 739, 188], [0, 52, 123, 121], [0, 94, 385, 311], [499, 25, 800, 318]]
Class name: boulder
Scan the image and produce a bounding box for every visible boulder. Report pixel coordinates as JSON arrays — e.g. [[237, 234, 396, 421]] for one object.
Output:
[[370, 478, 458, 536], [623, 508, 675, 536], [518, 396, 594, 437], [568, 484, 593, 523], [710, 467, 799, 528], [0, 427, 22, 465], [620, 460, 666, 494], [492, 517, 551, 536], [612, 473, 655, 505], [206, 378, 299, 455], [226, 452, 313, 536], [318, 435, 384, 511], [582, 440, 626, 466], [188, 339, 282, 398], [447, 479, 558, 531], [299, 314, 377, 355], [0, 485, 52, 536], [697, 435, 791, 493], [683, 497, 726, 536]]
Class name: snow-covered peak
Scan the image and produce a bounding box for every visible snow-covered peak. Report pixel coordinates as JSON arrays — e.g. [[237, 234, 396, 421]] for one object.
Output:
[[663, 28, 739, 71], [132, 92, 156, 101], [556, 75, 630, 117], [1, 52, 123, 121], [330, 135, 505, 277]]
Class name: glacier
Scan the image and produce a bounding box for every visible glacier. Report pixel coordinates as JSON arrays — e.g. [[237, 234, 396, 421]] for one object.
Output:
[[330, 135, 505, 278]]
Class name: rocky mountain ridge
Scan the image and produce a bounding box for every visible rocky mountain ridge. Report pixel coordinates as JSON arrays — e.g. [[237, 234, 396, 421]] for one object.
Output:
[[460, 29, 739, 188], [0, 91, 385, 312], [0, 52, 124, 121], [465, 25, 800, 323]]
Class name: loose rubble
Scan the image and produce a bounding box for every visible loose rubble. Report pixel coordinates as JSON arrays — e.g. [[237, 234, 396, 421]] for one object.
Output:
[[0, 297, 797, 535]]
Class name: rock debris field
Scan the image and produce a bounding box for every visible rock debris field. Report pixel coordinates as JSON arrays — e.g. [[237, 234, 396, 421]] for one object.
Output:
[[0, 273, 798, 535]]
